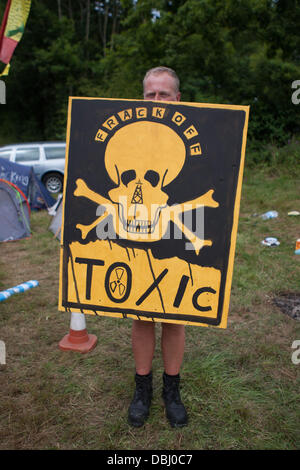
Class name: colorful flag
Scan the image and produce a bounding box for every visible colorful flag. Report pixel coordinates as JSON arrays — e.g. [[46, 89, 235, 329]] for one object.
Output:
[[0, 0, 31, 76]]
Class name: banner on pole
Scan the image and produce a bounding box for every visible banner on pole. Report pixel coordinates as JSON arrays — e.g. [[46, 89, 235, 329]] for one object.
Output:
[[59, 97, 249, 328], [0, 0, 31, 76]]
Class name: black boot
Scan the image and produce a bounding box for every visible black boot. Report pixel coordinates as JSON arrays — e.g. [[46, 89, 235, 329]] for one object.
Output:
[[128, 372, 153, 427], [162, 372, 188, 428]]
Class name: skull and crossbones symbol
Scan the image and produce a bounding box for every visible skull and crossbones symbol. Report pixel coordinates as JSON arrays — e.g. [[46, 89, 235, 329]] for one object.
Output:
[[74, 121, 219, 255]]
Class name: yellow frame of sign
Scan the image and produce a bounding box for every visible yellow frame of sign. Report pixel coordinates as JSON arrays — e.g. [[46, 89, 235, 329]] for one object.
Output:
[[59, 97, 249, 329]]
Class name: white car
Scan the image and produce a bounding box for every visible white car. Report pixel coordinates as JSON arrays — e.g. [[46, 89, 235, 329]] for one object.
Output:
[[0, 141, 66, 193]]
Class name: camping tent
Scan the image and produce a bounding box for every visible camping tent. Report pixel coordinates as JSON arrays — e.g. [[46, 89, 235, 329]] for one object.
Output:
[[0, 179, 31, 242], [49, 194, 62, 240], [0, 157, 55, 210]]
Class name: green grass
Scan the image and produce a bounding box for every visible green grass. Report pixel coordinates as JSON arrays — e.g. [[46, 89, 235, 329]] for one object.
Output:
[[0, 162, 299, 450]]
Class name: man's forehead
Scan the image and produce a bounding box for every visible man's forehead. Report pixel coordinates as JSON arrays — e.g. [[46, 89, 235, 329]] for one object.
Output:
[[144, 72, 176, 88]]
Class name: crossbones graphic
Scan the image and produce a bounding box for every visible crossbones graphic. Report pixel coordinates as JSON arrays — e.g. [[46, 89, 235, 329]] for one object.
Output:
[[73, 121, 219, 255]]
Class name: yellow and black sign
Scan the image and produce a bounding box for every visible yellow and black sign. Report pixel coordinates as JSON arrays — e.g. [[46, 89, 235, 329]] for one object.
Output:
[[59, 97, 249, 328]]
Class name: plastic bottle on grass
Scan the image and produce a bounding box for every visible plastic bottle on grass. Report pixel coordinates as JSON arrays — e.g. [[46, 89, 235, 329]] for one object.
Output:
[[260, 210, 278, 220]]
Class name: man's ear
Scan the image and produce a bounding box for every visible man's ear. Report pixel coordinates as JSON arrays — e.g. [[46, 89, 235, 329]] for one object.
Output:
[[176, 92, 181, 101]]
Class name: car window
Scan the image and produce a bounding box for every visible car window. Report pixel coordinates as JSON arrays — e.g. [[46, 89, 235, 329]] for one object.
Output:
[[15, 147, 40, 162], [44, 146, 65, 160], [0, 149, 12, 160]]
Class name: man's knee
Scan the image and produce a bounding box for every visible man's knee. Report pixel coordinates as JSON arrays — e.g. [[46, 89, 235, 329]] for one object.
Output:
[[132, 319, 155, 336], [162, 322, 185, 331], [161, 322, 185, 337]]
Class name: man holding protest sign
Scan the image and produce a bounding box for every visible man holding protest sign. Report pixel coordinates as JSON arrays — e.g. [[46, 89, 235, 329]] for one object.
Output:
[[59, 65, 248, 431], [128, 67, 188, 429]]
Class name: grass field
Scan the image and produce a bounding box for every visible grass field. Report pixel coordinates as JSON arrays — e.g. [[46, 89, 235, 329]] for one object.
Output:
[[0, 163, 299, 450]]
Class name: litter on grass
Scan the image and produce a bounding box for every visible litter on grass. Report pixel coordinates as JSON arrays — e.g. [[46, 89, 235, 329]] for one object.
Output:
[[260, 210, 278, 220], [261, 237, 280, 247], [288, 211, 300, 216]]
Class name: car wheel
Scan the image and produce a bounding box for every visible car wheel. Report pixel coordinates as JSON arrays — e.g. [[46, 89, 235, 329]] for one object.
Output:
[[43, 172, 63, 194]]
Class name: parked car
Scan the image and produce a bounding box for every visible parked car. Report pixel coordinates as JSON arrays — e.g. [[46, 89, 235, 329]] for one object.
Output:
[[0, 141, 66, 193]]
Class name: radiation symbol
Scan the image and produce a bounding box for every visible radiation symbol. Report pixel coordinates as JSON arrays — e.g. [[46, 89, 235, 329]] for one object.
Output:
[[105, 262, 132, 303]]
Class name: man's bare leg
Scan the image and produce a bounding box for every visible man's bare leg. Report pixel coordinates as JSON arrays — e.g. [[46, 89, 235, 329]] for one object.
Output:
[[131, 321, 185, 375], [131, 320, 155, 375], [161, 323, 185, 375], [129, 320, 187, 427]]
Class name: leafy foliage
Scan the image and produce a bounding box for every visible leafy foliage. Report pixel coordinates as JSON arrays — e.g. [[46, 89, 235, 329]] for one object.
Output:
[[0, 0, 299, 154]]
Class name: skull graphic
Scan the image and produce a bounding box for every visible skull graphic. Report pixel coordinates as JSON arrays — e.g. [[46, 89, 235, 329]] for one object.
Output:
[[74, 119, 219, 253], [105, 121, 186, 241]]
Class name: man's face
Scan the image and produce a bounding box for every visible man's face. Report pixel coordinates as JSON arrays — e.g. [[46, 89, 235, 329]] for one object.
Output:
[[143, 72, 181, 102]]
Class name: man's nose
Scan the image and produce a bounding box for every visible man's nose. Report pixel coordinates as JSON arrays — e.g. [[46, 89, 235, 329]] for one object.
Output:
[[154, 93, 162, 101]]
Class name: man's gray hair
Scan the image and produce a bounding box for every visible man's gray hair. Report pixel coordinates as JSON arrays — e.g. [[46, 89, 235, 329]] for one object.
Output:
[[143, 66, 180, 93]]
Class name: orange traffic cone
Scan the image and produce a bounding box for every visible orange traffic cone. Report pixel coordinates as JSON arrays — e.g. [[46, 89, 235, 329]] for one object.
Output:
[[59, 312, 97, 353]]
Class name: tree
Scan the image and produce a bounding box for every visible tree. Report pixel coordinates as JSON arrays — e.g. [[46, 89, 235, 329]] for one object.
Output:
[[0, 0, 299, 146]]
